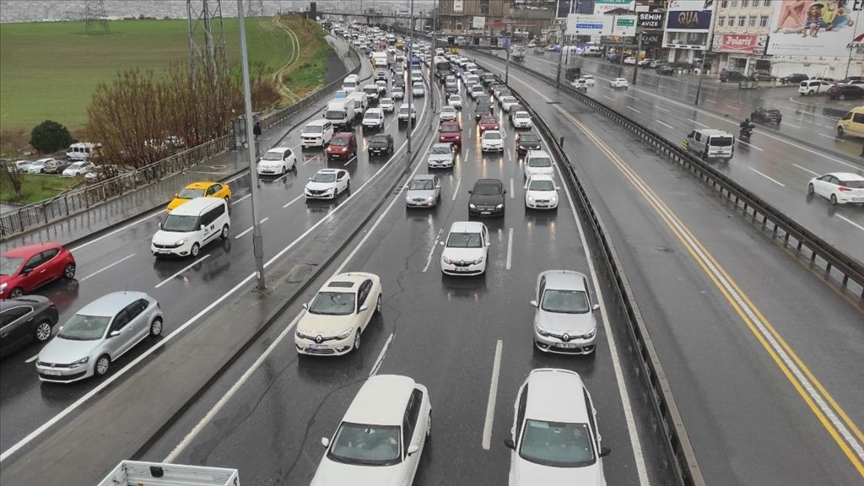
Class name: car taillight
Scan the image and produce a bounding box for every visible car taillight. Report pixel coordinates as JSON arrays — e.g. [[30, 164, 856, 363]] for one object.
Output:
[[838, 186, 851, 192]]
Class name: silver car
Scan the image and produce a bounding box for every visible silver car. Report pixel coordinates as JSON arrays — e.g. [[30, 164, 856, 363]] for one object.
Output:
[[405, 174, 441, 208], [36, 291, 163, 383], [531, 270, 600, 355], [426, 143, 455, 169]]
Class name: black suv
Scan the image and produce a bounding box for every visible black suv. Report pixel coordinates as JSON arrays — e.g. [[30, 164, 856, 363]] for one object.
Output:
[[468, 179, 507, 217], [367, 133, 394, 156]]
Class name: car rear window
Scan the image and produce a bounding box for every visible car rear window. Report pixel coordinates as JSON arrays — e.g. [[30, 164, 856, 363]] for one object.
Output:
[[710, 136, 734, 147], [840, 180, 864, 188]]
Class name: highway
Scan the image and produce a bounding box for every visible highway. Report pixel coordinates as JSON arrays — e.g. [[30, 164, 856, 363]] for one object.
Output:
[[501, 51, 864, 264]]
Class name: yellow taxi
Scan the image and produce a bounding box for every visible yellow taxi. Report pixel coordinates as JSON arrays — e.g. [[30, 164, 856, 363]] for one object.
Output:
[[166, 181, 231, 213], [836, 106, 864, 138]]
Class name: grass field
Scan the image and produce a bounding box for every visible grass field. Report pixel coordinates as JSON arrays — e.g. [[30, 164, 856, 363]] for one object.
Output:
[[0, 16, 329, 134], [0, 173, 81, 205]]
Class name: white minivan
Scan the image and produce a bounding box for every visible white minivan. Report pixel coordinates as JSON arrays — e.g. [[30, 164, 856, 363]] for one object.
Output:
[[301, 119, 334, 148], [151, 197, 230, 258], [684, 128, 735, 162], [342, 74, 360, 94], [66, 142, 99, 161]]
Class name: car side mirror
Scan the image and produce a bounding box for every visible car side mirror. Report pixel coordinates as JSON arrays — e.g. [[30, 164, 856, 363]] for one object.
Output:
[[20, 268, 31, 276], [600, 446, 612, 457], [593, 303, 601, 311], [309, 177, 313, 181], [174, 193, 179, 198], [158, 221, 163, 229], [109, 330, 121, 337], [302, 302, 308, 310], [530, 300, 538, 307], [321, 437, 330, 448], [503, 189, 507, 194], [407, 444, 420, 456], [504, 438, 516, 450]]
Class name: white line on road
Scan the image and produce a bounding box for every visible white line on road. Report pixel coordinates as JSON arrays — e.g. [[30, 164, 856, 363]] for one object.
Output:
[[69, 212, 162, 252], [627, 105, 642, 114], [783, 122, 802, 129], [603, 95, 614, 101], [510, 178, 515, 198], [838, 215, 864, 232], [80, 254, 136, 282], [706, 99, 718, 104], [234, 226, 253, 239], [283, 193, 305, 208], [506, 228, 513, 270], [655, 106, 670, 113], [231, 194, 251, 205], [748, 167, 786, 187], [656, 120, 675, 130], [737, 140, 764, 151], [369, 333, 395, 377], [422, 228, 444, 273], [481, 340, 503, 451], [818, 133, 837, 139], [452, 178, 461, 201], [687, 118, 708, 128], [24, 354, 39, 363], [343, 155, 358, 166], [154, 255, 211, 288], [793, 163, 820, 176], [725, 105, 740, 110], [626, 94, 638, 100]]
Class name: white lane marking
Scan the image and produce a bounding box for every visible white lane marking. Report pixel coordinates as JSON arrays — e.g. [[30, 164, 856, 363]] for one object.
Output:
[[748, 167, 786, 187], [368, 333, 395, 377], [505, 228, 513, 270], [725, 105, 740, 110], [818, 133, 838, 139], [79, 254, 136, 282], [235, 226, 253, 239], [603, 95, 614, 101], [69, 212, 162, 251], [655, 106, 670, 113], [794, 163, 820, 176], [343, 155, 358, 166], [706, 99, 718, 104], [687, 118, 708, 128], [838, 215, 864, 232], [481, 340, 503, 451], [784, 122, 802, 129], [657, 120, 675, 130], [302, 155, 321, 165], [737, 140, 764, 151], [626, 94, 638, 100], [423, 228, 444, 273], [154, 255, 211, 288], [627, 106, 642, 114], [231, 194, 251, 205], [283, 193, 305, 208], [24, 354, 39, 363], [510, 178, 515, 198], [452, 178, 461, 201]]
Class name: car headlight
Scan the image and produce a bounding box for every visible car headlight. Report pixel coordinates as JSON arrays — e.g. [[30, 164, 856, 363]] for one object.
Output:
[[71, 356, 89, 366], [426, 196, 435, 202], [496, 204, 504, 209], [536, 325, 552, 337], [336, 327, 354, 340], [551, 195, 558, 203], [584, 328, 597, 339], [518, 145, 525, 150], [469, 203, 477, 209], [527, 195, 534, 202], [174, 238, 188, 246], [0, 282, 6, 293], [443, 256, 453, 264], [472, 256, 485, 265]]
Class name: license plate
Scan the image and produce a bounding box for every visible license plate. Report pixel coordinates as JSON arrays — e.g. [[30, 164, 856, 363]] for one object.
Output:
[[481, 211, 491, 215], [852, 197, 864, 202], [157, 250, 171, 254], [42, 370, 62, 376], [309, 344, 327, 350], [536, 204, 547, 208], [454, 267, 469, 272], [557, 343, 577, 349]]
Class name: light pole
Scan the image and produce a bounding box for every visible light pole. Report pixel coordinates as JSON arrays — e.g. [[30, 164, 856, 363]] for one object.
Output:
[[407, 0, 414, 157], [555, 25, 564, 89], [631, 27, 643, 85], [504, 22, 512, 85], [694, 48, 708, 105], [237, 0, 266, 290]]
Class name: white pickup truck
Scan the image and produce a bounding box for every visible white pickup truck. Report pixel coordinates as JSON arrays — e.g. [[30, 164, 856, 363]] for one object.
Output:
[[98, 461, 240, 486]]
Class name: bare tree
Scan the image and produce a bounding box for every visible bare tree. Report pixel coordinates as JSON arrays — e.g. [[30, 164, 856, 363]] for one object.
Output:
[[1, 162, 24, 200]]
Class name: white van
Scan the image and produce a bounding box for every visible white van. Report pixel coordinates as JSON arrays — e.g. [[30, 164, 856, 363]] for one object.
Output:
[[347, 91, 368, 116], [684, 128, 735, 162], [799, 79, 831, 96], [66, 142, 99, 161], [151, 197, 230, 258], [372, 52, 389, 68], [301, 119, 334, 147], [342, 74, 360, 94]]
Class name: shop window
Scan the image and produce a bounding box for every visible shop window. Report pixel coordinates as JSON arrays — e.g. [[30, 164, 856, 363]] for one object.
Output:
[[741, 0, 749, 7]]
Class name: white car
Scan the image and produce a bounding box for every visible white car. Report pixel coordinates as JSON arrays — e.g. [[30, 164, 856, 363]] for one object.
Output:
[[808, 172, 864, 205], [512, 111, 532, 129], [448, 94, 463, 109], [362, 108, 386, 130], [469, 84, 485, 100], [379, 97, 395, 112], [426, 142, 456, 169], [392, 86, 405, 100], [500, 96, 519, 112], [481, 130, 505, 152], [624, 56, 636, 65], [530, 270, 600, 354], [397, 103, 417, 123], [412, 81, 426, 97], [524, 150, 554, 179], [26, 158, 53, 174], [505, 369, 610, 486], [440, 221, 490, 276], [305, 168, 350, 199], [61, 161, 95, 177], [375, 79, 387, 94], [610, 78, 629, 89], [311, 375, 431, 486], [294, 273, 382, 355], [582, 75, 595, 86], [257, 147, 296, 176], [440, 106, 458, 122], [524, 175, 559, 210]]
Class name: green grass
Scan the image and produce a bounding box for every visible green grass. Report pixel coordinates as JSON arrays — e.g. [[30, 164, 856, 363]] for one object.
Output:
[[0, 17, 306, 133], [275, 16, 330, 100], [0, 173, 82, 205]]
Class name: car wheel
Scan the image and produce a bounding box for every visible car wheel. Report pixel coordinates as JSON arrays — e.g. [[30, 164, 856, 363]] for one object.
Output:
[[8, 287, 23, 299], [376, 294, 382, 314], [830, 194, 838, 205], [221, 224, 229, 240], [808, 183, 815, 195], [35, 320, 53, 342], [809, 90, 815, 95], [149, 317, 163, 337], [346, 180, 351, 191], [353, 329, 361, 351], [95, 355, 111, 377], [224, 195, 231, 205], [63, 263, 76, 279], [837, 126, 845, 137], [190, 243, 200, 257]]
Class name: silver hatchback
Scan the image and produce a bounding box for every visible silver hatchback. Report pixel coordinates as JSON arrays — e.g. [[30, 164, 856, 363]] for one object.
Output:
[[36, 291, 163, 383], [531, 270, 600, 355]]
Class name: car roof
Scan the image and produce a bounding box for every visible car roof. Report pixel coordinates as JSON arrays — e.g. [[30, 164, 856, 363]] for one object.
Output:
[[305, 119, 330, 127], [697, 129, 733, 137], [343, 375, 416, 425], [473, 178, 502, 187], [413, 174, 437, 182], [322, 272, 375, 292], [527, 150, 549, 157], [77, 291, 152, 317], [168, 196, 225, 215], [265, 147, 292, 154], [528, 174, 555, 183], [332, 132, 354, 139], [317, 168, 341, 174], [524, 368, 589, 422], [0, 295, 50, 310], [827, 172, 864, 181], [539, 269, 588, 291], [449, 221, 485, 233], [2, 242, 64, 258], [366, 108, 384, 114]]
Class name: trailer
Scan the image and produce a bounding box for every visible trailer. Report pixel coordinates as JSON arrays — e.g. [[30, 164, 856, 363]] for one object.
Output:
[[98, 461, 239, 486]]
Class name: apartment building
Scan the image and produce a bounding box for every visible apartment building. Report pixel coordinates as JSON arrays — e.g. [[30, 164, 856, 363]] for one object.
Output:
[[711, 0, 772, 74]]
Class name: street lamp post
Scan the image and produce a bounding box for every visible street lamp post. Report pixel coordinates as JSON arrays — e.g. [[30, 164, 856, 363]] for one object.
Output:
[[504, 22, 512, 85], [555, 25, 564, 89], [694, 49, 708, 106], [236, 0, 266, 290], [407, 0, 414, 157], [631, 27, 643, 85]]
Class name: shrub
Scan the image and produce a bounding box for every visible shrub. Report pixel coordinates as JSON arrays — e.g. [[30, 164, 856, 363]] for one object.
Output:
[[29, 120, 73, 153]]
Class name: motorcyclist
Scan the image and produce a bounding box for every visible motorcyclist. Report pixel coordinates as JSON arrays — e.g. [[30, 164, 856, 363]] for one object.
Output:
[[739, 118, 754, 139]]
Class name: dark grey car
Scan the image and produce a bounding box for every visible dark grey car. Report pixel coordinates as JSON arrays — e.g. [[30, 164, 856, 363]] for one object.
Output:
[[0, 296, 58, 359]]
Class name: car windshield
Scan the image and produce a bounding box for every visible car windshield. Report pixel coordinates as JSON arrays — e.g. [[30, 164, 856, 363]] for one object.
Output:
[[364, 113, 380, 120], [541, 289, 590, 313], [840, 180, 864, 188], [529, 180, 555, 191], [516, 113, 529, 119], [520, 135, 540, 144], [325, 110, 345, 120], [519, 420, 595, 467], [262, 152, 284, 161], [441, 125, 459, 133], [430, 146, 451, 154], [529, 156, 552, 168], [309, 291, 355, 315], [371, 136, 389, 144], [450, 96, 461, 101], [483, 132, 502, 140], [331, 137, 349, 146], [409, 179, 434, 190], [474, 183, 501, 195], [364, 87, 377, 94], [447, 232, 482, 248], [162, 214, 199, 232], [327, 423, 401, 466], [58, 314, 112, 341], [304, 125, 323, 134], [177, 188, 205, 199], [481, 117, 496, 124], [381, 99, 392, 104], [68, 162, 83, 170], [442, 107, 455, 113], [710, 137, 734, 147], [0, 256, 24, 275], [312, 172, 338, 183]]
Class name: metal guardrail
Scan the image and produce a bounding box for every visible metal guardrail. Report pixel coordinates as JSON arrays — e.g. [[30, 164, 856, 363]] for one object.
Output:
[[469, 48, 864, 302], [0, 45, 363, 240]]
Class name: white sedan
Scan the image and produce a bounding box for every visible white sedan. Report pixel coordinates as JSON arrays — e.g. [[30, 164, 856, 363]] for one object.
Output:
[[380, 97, 395, 112], [610, 78, 629, 89], [524, 175, 559, 210], [448, 94, 463, 109], [500, 96, 520, 112], [311, 375, 431, 486], [512, 111, 533, 129], [62, 161, 95, 177], [481, 130, 505, 152], [581, 75, 595, 86], [295, 272, 382, 355], [412, 82, 426, 97], [808, 172, 864, 205], [257, 147, 297, 176], [305, 168, 350, 199], [441, 221, 489, 276], [439, 106, 458, 122]]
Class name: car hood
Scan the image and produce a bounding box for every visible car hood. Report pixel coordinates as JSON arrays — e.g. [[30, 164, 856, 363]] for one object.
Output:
[[152, 229, 192, 245], [166, 197, 190, 211], [511, 457, 604, 486], [519, 142, 542, 149], [406, 188, 436, 200], [442, 246, 485, 262], [439, 132, 461, 139], [258, 160, 285, 167], [38, 336, 102, 365], [0, 274, 15, 287], [310, 458, 403, 486], [526, 189, 557, 200], [428, 153, 453, 162], [307, 181, 337, 191], [369, 141, 389, 148], [471, 193, 505, 205], [298, 311, 355, 335], [482, 138, 504, 146], [327, 145, 350, 152], [536, 308, 595, 334]]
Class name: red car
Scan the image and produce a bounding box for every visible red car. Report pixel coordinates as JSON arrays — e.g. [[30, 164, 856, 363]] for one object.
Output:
[[478, 115, 499, 133], [325, 132, 358, 161], [0, 242, 76, 299], [438, 121, 462, 146]]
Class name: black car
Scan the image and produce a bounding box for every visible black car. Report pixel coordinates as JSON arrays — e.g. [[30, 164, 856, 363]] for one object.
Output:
[[468, 179, 506, 217], [0, 296, 58, 359], [719, 70, 751, 82], [751, 71, 777, 82], [750, 107, 782, 125], [780, 73, 809, 85], [367, 133, 394, 156], [475, 102, 494, 121], [515, 132, 542, 155], [827, 84, 864, 100], [656, 65, 674, 75]]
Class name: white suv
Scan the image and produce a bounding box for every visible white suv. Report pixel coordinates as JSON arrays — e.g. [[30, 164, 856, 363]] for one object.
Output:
[[362, 108, 385, 130], [301, 120, 334, 148]]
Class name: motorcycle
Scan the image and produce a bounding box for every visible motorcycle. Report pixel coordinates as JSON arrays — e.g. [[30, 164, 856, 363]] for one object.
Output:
[[739, 124, 754, 143]]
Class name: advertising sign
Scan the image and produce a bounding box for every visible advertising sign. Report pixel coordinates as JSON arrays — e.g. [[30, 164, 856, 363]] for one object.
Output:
[[641, 33, 663, 48], [637, 12, 664, 30], [666, 10, 713, 30], [566, 14, 612, 36], [593, 0, 636, 15], [610, 15, 637, 36], [454, 0, 463, 13], [713, 34, 767, 54], [767, 0, 864, 57], [472, 16, 485, 30]]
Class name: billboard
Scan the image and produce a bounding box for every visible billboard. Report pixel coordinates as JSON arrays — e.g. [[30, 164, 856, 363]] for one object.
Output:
[[454, 0, 463, 13], [664, 0, 714, 49], [593, 0, 636, 15], [666, 10, 713, 30], [566, 14, 612, 36], [767, 0, 864, 57], [713, 34, 767, 54], [637, 12, 664, 30], [472, 16, 485, 30]]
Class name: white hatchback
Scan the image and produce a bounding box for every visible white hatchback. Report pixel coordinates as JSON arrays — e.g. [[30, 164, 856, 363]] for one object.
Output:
[[524, 175, 559, 210], [440, 106, 458, 122], [305, 168, 351, 199], [524, 150, 555, 179], [610, 78, 629, 89], [808, 172, 864, 205], [257, 147, 296, 176], [512, 111, 533, 128], [448, 94, 463, 109]]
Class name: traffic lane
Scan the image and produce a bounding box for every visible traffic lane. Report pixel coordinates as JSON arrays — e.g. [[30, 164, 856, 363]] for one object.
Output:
[[507, 73, 864, 484]]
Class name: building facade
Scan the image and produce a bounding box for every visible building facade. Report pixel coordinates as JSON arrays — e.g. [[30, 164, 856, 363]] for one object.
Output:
[[438, 0, 510, 35], [711, 0, 772, 74]]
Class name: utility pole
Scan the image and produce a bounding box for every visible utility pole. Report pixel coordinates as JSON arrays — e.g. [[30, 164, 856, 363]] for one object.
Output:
[[407, 0, 414, 157], [237, 0, 266, 291], [694, 50, 708, 105], [631, 28, 643, 85], [504, 22, 512, 85], [431, 0, 438, 51], [555, 25, 564, 89]]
